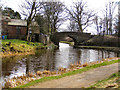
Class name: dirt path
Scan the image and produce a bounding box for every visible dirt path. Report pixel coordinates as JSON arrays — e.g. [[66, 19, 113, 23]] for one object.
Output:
[[30, 63, 118, 88]]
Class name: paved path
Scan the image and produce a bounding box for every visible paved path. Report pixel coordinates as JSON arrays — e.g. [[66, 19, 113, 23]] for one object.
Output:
[[30, 63, 118, 88]]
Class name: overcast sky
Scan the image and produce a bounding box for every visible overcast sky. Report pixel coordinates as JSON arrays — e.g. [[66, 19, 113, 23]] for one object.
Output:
[[1, 0, 119, 34], [2, 0, 119, 12]]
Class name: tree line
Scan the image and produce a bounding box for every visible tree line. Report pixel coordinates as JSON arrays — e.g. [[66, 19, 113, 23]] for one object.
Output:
[[1, 0, 120, 41]]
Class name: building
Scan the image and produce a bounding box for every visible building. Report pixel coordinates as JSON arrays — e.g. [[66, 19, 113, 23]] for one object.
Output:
[[2, 16, 40, 40], [1, 16, 51, 44]]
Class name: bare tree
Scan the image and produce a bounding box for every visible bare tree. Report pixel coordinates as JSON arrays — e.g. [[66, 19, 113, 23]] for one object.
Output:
[[66, 0, 95, 32], [67, 20, 76, 31], [112, 15, 119, 34], [43, 1, 65, 34], [93, 15, 100, 35], [42, 2, 51, 34], [118, 1, 120, 47], [104, 4, 109, 34], [35, 13, 48, 34], [20, 0, 42, 41], [102, 1, 117, 35]]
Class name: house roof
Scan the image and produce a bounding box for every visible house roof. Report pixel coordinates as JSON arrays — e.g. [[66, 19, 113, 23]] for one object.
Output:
[[8, 19, 39, 27], [2, 16, 39, 27], [8, 19, 27, 26]]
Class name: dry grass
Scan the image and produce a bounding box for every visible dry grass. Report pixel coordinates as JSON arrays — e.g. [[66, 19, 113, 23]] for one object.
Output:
[[89, 72, 119, 88]]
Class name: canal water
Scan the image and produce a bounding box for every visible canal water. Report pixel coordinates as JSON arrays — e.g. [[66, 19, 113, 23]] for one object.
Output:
[[1, 43, 120, 86]]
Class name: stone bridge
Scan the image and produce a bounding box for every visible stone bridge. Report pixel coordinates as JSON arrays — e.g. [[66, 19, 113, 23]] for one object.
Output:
[[50, 32, 92, 47]]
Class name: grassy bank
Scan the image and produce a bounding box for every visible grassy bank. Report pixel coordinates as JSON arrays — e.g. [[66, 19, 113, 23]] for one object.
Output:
[[81, 35, 120, 47], [1, 39, 54, 57], [60, 41, 74, 46], [74, 46, 120, 53], [89, 72, 119, 88], [14, 59, 120, 88]]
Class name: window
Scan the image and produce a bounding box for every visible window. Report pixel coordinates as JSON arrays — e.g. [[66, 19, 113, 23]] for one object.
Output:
[[16, 26, 21, 34]]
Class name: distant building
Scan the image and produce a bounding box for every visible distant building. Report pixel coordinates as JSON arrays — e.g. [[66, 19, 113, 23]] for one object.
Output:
[[2, 16, 39, 40]]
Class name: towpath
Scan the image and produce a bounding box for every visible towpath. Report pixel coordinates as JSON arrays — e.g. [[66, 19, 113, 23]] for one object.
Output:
[[29, 63, 118, 88]]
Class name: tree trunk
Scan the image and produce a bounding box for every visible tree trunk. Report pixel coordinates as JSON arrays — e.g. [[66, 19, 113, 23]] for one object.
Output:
[[78, 25, 83, 32], [78, 20, 83, 32], [106, 20, 108, 35], [51, 24, 53, 34], [26, 20, 31, 41], [117, 19, 120, 46], [53, 23, 56, 33], [29, 35, 31, 42]]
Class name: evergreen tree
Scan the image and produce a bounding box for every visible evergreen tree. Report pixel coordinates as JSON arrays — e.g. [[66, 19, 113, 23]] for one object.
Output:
[[2, 7, 21, 19]]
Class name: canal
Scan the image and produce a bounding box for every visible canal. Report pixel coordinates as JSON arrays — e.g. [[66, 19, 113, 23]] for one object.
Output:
[[1, 43, 120, 86]]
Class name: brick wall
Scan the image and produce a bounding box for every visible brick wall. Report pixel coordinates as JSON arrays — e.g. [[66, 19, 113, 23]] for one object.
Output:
[[7, 25, 27, 39]]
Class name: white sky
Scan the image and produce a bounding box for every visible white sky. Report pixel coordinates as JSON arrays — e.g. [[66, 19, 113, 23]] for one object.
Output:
[[2, 0, 119, 15], [0, 0, 119, 34]]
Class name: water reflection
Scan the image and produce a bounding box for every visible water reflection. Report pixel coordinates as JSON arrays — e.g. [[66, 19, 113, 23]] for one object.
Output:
[[1, 43, 120, 85], [80, 49, 117, 64], [26, 49, 56, 73], [55, 43, 81, 69]]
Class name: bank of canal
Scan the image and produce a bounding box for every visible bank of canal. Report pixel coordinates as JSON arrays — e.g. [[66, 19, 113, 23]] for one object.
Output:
[[1, 43, 120, 88], [1, 39, 57, 57]]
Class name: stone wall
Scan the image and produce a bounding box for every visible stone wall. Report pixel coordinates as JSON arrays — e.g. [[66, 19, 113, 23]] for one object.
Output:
[[32, 34, 51, 45]]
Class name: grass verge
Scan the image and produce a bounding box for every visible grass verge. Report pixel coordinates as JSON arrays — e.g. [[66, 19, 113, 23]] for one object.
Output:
[[1, 39, 48, 57], [14, 59, 120, 88], [88, 72, 120, 88]]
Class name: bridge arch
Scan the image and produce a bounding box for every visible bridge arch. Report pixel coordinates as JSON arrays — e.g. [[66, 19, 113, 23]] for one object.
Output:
[[50, 32, 92, 47]]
